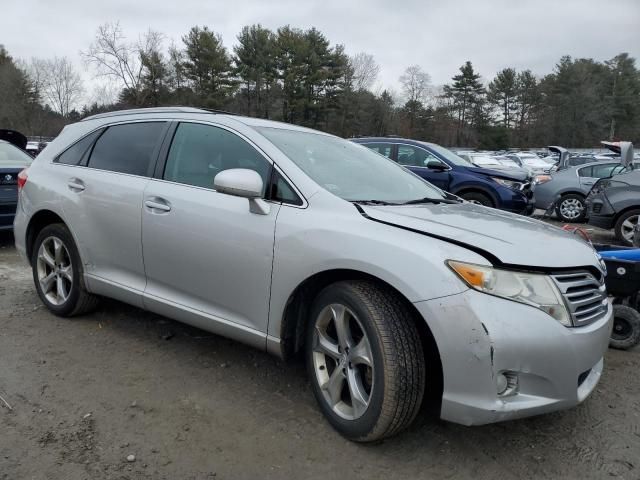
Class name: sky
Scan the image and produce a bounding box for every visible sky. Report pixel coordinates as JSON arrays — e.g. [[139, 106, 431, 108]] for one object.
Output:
[[2, 0, 639, 104]]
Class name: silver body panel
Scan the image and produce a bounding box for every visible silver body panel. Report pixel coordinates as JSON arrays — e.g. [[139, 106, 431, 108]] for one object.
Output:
[[14, 108, 613, 426]]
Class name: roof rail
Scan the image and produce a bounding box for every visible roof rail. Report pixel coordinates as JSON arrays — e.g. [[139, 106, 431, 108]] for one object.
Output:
[[81, 106, 237, 122]]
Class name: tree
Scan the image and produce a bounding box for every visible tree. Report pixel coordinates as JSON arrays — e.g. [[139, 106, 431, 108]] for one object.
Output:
[[182, 26, 234, 107], [349, 52, 379, 92], [233, 24, 277, 117], [82, 22, 145, 105], [444, 61, 485, 145], [30, 57, 84, 117], [605, 53, 640, 140], [399, 65, 430, 134], [487, 68, 518, 129]]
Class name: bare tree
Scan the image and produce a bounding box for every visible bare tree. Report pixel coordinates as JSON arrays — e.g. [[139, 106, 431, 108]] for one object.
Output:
[[349, 52, 380, 91], [81, 22, 163, 105], [29, 57, 84, 117], [399, 65, 431, 104]]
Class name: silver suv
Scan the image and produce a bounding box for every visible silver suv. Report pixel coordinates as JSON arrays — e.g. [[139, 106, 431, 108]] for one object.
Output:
[[14, 108, 612, 441]]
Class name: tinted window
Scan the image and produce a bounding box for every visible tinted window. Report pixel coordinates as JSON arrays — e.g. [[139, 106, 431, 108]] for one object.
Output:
[[87, 122, 166, 176], [164, 123, 270, 192], [397, 145, 440, 167], [56, 129, 103, 166], [578, 166, 593, 177], [363, 143, 393, 159], [270, 170, 303, 206]]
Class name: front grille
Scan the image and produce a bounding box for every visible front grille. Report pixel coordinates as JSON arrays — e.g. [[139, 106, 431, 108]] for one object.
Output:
[[551, 271, 608, 327]]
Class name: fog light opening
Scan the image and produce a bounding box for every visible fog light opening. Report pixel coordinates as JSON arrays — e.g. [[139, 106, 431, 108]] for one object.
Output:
[[497, 371, 519, 396]]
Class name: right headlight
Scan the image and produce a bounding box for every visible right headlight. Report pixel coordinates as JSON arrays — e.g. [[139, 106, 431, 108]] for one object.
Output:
[[447, 260, 571, 326]]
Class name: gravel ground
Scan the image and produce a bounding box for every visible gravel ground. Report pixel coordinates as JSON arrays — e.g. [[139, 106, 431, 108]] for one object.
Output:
[[1, 218, 639, 480]]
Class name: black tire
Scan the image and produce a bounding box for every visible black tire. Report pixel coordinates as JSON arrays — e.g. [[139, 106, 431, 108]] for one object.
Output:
[[609, 304, 640, 350], [555, 194, 586, 223], [614, 209, 640, 247], [31, 223, 99, 317], [305, 280, 425, 442], [460, 191, 494, 207]]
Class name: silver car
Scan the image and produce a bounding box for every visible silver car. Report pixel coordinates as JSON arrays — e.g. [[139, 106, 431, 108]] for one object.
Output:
[[535, 161, 629, 222], [14, 107, 612, 441]]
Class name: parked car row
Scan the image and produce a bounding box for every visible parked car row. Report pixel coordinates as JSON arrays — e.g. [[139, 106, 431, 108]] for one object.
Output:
[[12, 107, 612, 442], [0, 130, 33, 230]]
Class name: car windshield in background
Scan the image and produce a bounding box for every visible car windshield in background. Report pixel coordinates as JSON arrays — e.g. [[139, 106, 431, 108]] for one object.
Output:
[[257, 127, 446, 203], [424, 143, 473, 167], [0, 142, 33, 166]]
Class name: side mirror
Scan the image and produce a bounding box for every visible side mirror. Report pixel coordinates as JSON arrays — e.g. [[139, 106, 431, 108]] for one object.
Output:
[[426, 160, 447, 171], [214, 168, 263, 198], [213, 168, 270, 215]]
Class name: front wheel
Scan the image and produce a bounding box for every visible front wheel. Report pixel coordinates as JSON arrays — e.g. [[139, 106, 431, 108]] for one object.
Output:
[[555, 194, 586, 223], [306, 281, 425, 442], [31, 223, 99, 317], [614, 209, 640, 246], [460, 191, 494, 207]]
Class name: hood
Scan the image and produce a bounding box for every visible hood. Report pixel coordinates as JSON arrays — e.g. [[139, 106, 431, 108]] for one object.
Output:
[[465, 165, 530, 182], [361, 203, 602, 269], [0, 129, 27, 150]]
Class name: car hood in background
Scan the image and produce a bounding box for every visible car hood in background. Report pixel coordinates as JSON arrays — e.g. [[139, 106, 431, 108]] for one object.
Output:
[[465, 165, 530, 182], [361, 203, 601, 269], [0, 130, 27, 150]]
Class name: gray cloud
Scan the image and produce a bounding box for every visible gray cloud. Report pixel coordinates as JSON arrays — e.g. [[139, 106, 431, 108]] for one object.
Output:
[[2, 0, 639, 96]]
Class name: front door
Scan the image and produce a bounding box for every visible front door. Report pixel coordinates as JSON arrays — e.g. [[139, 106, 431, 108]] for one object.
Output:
[[141, 122, 278, 337], [397, 145, 451, 190]]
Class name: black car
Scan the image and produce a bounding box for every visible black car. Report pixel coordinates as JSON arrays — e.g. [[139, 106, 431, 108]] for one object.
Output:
[[0, 130, 32, 231], [587, 169, 640, 246]]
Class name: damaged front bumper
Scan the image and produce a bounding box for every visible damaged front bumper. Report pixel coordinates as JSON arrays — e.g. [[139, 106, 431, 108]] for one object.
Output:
[[415, 289, 613, 426]]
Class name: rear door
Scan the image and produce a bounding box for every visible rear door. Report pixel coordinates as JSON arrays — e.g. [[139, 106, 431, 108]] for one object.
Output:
[[397, 144, 450, 190], [578, 163, 619, 191], [141, 122, 279, 337], [57, 121, 168, 306]]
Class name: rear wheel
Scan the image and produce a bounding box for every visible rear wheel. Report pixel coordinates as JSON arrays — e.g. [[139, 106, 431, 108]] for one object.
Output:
[[460, 191, 494, 207], [614, 209, 640, 246], [306, 280, 425, 442], [609, 304, 640, 350], [555, 194, 586, 223], [31, 223, 99, 316]]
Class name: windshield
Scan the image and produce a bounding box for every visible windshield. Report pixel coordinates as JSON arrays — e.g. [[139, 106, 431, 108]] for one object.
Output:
[[0, 142, 33, 166], [257, 127, 446, 203], [424, 143, 473, 167]]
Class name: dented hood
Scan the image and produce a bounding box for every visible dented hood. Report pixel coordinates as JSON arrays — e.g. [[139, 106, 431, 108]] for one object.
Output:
[[361, 203, 602, 269]]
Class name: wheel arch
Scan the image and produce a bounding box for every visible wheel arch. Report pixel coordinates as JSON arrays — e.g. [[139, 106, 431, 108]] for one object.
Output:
[[613, 205, 640, 225], [453, 186, 498, 207], [25, 209, 67, 264], [278, 268, 443, 411]]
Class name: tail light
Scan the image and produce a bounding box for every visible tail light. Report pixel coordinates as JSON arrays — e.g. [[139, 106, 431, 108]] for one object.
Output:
[[17, 168, 28, 191]]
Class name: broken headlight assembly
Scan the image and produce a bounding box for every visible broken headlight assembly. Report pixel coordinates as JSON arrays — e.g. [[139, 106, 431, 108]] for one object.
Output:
[[447, 260, 571, 326]]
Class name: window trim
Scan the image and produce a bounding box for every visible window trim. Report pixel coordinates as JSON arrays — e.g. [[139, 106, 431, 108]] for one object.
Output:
[[153, 120, 308, 208]]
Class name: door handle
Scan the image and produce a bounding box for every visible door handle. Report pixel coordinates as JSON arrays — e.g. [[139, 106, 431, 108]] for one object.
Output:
[[144, 198, 172, 213], [67, 178, 85, 192]]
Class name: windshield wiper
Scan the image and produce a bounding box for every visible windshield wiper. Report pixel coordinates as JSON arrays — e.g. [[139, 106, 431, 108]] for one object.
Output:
[[351, 199, 400, 206], [402, 197, 461, 205]]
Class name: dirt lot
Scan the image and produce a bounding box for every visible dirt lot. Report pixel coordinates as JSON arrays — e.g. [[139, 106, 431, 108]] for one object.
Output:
[[1, 220, 639, 480]]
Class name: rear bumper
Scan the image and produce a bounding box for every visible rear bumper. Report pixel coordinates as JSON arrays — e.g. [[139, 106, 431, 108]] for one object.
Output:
[[414, 289, 612, 426]]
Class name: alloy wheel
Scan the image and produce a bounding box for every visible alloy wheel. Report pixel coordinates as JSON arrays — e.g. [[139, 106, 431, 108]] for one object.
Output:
[[559, 198, 584, 220], [36, 236, 73, 306], [311, 304, 374, 420], [620, 215, 639, 243]]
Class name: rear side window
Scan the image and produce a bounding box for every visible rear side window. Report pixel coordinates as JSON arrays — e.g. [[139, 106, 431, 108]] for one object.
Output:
[[56, 129, 103, 166], [87, 122, 166, 176], [363, 143, 393, 159]]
